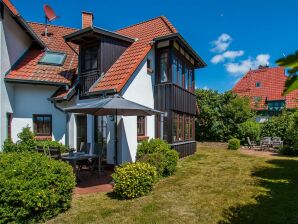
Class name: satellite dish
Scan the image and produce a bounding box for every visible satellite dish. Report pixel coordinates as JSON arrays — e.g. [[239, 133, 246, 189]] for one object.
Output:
[[42, 4, 59, 36], [43, 4, 58, 22]]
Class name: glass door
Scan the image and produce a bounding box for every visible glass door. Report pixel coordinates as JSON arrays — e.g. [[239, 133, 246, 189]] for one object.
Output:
[[94, 116, 107, 161]]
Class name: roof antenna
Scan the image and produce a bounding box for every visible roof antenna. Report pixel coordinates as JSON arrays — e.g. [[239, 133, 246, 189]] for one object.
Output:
[[43, 4, 59, 37]]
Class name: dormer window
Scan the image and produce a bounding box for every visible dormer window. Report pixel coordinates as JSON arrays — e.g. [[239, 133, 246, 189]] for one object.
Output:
[[39, 51, 66, 66], [81, 45, 98, 72], [256, 82, 261, 87]]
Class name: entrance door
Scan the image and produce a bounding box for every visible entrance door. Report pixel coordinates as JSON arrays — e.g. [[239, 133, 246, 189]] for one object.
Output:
[[76, 115, 87, 150]]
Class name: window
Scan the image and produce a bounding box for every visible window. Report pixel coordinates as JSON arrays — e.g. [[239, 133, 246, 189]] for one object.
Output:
[[147, 59, 151, 69], [33, 115, 52, 136], [82, 46, 98, 71], [256, 82, 261, 87], [172, 113, 178, 142], [39, 51, 66, 66], [172, 112, 184, 142], [178, 58, 183, 86], [6, 113, 12, 139], [137, 116, 146, 136], [185, 66, 189, 90], [185, 115, 190, 141], [172, 54, 178, 84], [159, 51, 169, 82]]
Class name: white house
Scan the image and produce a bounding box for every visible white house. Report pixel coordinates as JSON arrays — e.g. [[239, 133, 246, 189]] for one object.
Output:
[[0, 0, 206, 164]]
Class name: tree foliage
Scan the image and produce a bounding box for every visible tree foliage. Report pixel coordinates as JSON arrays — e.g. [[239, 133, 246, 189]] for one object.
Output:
[[196, 89, 255, 141], [276, 52, 298, 95]]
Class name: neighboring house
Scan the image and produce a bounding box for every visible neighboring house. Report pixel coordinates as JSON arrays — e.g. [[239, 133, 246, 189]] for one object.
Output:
[[0, 0, 206, 164], [233, 66, 298, 121]]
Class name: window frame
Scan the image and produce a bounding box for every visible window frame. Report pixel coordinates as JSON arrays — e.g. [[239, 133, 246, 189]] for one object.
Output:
[[80, 43, 100, 73], [33, 114, 52, 136], [39, 51, 66, 66], [137, 116, 146, 137], [157, 48, 170, 83], [172, 47, 195, 93]]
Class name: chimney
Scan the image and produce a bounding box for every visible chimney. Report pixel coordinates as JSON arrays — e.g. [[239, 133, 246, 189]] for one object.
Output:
[[82, 11, 94, 29]]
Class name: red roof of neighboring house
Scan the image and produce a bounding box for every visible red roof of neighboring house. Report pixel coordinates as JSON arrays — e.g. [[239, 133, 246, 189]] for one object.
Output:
[[6, 23, 78, 85], [90, 16, 177, 92], [233, 67, 298, 110], [2, 0, 19, 16]]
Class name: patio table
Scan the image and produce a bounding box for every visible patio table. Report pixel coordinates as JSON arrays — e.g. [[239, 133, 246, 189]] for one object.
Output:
[[61, 152, 99, 180]]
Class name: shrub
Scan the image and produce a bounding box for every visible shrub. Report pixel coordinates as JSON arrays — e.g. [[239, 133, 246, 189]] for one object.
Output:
[[17, 126, 36, 152], [228, 138, 240, 150], [112, 162, 157, 199], [36, 140, 69, 153], [2, 138, 17, 153], [136, 139, 179, 177], [0, 152, 76, 223], [261, 112, 294, 145], [137, 139, 172, 157], [238, 121, 261, 143]]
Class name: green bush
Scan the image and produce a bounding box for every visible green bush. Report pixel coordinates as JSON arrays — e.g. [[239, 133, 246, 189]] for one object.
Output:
[[36, 140, 69, 153], [228, 138, 240, 150], [0, 152, 76, 223], [136, 139, 179, 177], [261, 112, 294, 145], [17, 126, 36, 152], [112, 162, 157, 199], [2, 138, 17, 153], [238, 121, 261, 143]]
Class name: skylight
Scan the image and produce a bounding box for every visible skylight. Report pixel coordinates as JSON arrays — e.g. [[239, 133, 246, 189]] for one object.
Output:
[[39, 51, 66, 66]]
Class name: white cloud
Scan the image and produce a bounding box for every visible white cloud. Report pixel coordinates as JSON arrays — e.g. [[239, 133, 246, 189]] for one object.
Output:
[[211, 50, 244, 64], [203, 86, 209, 90], [256, 54, 270, 65], [225, 54, 270, 76], [211, 33, 232, 53]]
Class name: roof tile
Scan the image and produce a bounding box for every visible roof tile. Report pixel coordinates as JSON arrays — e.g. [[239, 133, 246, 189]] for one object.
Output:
[[91, 16, 177, 92], [233, 67, 298, 110], [6, 23, 78, 85]]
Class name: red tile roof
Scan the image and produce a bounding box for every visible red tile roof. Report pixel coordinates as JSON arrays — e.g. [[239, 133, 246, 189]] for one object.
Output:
[[233, 67, 298, 110], [90, 16, 177, 92], [2, 0, 19, 16], [6, 23, 78, 85]]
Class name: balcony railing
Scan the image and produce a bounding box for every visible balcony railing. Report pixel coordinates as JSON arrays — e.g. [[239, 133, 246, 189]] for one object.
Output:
[[79, 70, 101, 97]]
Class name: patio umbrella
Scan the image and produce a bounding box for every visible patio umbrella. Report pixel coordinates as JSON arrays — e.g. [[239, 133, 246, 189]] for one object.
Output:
[[64, 95, 162, 164]]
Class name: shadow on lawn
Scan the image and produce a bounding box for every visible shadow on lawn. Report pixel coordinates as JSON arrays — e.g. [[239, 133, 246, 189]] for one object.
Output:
[[219, 159, 298, 224]]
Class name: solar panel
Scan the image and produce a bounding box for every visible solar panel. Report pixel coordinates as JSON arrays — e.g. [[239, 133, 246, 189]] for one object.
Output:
[[39, 51, 66, 66]]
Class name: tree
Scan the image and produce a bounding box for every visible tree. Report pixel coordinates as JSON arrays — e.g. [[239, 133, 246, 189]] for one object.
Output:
[[196, 89, 255, 141], [276, 52, 298, 95]]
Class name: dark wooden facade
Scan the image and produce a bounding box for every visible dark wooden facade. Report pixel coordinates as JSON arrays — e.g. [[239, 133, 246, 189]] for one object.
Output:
[[78, 36, 130, 97], [154, 40, 198, 158]]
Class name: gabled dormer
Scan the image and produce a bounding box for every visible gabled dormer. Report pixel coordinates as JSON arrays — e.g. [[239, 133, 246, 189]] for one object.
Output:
[[64, 12, 135, 98]]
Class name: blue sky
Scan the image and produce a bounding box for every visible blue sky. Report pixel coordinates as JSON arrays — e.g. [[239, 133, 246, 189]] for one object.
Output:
[[13, 0, 298, 92]]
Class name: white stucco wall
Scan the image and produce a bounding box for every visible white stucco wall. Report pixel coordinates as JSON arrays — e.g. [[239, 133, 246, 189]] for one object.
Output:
[[11, 84, 67, 143], [0, 7, 32, 145], [119, 49, 156, 163]]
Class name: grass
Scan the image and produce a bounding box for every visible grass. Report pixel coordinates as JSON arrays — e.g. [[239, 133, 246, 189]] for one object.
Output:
[[47, 143, 298, 224]]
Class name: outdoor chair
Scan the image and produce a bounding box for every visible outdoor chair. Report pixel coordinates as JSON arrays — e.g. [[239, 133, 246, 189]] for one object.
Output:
[[48, 147, 61, 160], [79, 142, 90, 154], [247, 137, 261, 150], [272, 137, 283, 149], [261, 137, 272, 151], [77, 143, 92, 171]]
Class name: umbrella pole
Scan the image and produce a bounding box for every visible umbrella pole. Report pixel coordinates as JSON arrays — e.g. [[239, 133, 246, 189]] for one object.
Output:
[[114, 109, 118, 165]]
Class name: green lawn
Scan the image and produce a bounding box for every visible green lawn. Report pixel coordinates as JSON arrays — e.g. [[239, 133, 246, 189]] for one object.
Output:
[[47, 143, 298, 224]]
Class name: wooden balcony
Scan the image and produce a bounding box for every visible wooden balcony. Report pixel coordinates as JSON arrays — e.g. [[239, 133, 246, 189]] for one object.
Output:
[[79, 71, 101, 97], [154, 83, 196, 115]]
